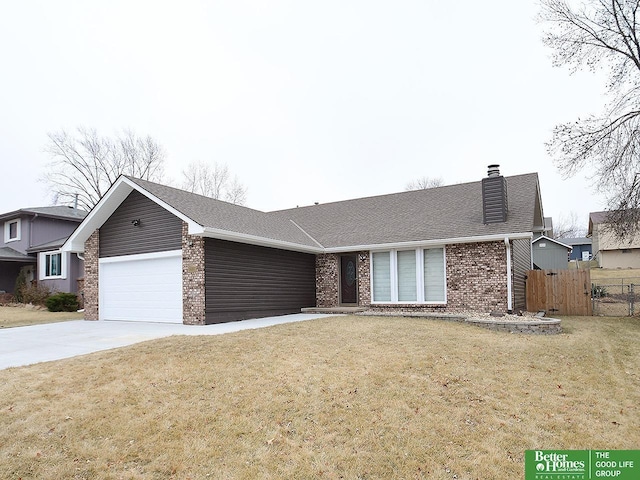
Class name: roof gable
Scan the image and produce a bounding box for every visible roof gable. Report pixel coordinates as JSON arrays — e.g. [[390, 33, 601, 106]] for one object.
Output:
[[531, 235, 572, 250]]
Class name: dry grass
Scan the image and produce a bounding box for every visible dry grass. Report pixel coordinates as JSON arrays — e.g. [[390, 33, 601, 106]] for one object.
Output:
[[0, 305, 83, 328], [1, 315, 638, 479], [590, 267, 640, 281]]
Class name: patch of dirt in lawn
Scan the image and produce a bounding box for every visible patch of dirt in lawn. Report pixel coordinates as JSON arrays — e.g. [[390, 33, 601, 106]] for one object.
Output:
[[0, 304, 83, 328]]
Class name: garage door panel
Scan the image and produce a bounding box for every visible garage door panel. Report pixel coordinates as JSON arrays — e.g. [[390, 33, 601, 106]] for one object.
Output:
[[100, 253, 182, 323]]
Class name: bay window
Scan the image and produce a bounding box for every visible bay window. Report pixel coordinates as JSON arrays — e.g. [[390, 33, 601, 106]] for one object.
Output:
[[371, 247, 446, 304]]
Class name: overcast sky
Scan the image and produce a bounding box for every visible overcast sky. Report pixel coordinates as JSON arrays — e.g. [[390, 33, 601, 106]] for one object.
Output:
[[1, 1, 609, 231]]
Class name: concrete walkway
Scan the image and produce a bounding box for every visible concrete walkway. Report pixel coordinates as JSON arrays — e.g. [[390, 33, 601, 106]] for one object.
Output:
[[0, 313, 337, 370]]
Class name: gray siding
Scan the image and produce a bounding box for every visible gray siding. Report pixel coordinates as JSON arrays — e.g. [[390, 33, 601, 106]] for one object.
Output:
[[40, 252, 83, 294], [205, 238, 316, 324], [511, 238, 530, 311], [31, 217, 80, 247], [532, 241, 570, 270], [100, 190, 182, 258]]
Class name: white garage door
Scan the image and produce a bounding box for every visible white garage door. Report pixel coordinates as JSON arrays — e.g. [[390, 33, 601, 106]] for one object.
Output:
[[99, 250, 182, 323]]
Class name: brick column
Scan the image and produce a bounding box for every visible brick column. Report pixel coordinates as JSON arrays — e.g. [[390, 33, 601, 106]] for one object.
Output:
[[316, 254, 339, 307], [357, 251, 371, 306], [83, 230, 100, 321], [182, 222, 206, 325]]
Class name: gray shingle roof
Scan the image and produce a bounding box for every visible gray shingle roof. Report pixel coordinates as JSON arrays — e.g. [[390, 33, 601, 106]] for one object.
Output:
[[269, 173, 541, 248], [125, 177, 320, 248], [27, 236, 71, 253], [0, 247, 35, 262], [561, 237, 592, 246], [126, 173, 541, 250], [589, 211, 610, 225], [0, 206, 87, 222]]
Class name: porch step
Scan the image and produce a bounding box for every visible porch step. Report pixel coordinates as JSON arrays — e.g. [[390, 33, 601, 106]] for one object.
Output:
[[301, 307, 367, 314]]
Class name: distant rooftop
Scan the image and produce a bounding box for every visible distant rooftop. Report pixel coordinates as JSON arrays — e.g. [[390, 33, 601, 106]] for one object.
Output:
[[561, 237, 592, 246], [0, 206, 87, 222]]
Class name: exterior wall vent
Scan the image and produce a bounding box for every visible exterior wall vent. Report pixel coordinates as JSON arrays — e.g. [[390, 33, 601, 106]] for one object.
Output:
[[482, 165, 508, 224]]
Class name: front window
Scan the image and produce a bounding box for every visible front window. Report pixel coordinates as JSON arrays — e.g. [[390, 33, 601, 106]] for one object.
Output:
[[4, 219, 21, 243], [39, 251, 66, 279], [371, 247, 446, 304]]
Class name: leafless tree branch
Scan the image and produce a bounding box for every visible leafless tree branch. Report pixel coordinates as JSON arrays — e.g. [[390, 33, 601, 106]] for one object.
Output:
[[541, 0, 640, 238], [181, 160, 247, 205], [42, 127, 166, 210]]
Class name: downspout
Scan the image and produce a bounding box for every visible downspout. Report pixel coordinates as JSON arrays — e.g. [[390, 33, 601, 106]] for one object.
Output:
[[504, 236, 513, 313], [29, 213, 38, 248]]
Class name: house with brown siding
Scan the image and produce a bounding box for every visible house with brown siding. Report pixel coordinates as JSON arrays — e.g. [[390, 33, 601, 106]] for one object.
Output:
[[62, 166, 545, 324]]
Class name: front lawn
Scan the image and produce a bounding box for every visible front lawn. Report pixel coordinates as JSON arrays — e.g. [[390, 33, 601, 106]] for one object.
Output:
[[0, 305, 83, 328], [1, 316, 638, 479]]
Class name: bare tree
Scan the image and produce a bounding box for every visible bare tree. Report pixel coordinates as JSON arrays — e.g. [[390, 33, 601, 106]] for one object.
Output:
[[405, 176, 444, 191], [540, 0, 640, 238], [181, 161, 247, 205], [44, 127, 165, 210], [553, 211, 588, 238]]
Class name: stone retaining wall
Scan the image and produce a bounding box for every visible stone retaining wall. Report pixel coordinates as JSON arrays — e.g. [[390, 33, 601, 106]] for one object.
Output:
[[357, 311, 562, 335]]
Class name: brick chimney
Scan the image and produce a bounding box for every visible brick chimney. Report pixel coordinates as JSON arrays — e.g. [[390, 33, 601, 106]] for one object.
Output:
[[482, 164, 508, 223]]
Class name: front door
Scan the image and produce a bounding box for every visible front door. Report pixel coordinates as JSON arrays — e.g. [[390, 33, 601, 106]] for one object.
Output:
[[340, 254, 358, 305]]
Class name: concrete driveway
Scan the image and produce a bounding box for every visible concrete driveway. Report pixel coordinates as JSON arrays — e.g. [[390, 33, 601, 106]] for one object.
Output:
[[0, 313, 336, 370]]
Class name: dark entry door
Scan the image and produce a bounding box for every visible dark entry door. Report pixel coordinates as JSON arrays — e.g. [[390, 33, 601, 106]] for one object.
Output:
[[340, 255, 358, 304]]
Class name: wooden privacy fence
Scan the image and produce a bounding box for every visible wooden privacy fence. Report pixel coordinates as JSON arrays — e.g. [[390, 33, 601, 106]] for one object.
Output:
[[525, 269, 592, 316]]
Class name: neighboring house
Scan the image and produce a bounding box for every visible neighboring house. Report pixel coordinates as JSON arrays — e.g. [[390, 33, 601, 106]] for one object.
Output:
[[62, 166, 546, 325], [0, 206, 87, 294], [531, 235, 572, 270], [543, 217, 554, 238], [563, 237, 592, 261], [589, 211, 640, 268]]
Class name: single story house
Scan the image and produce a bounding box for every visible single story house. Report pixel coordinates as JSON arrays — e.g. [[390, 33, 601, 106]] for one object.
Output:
[[589, 211, 640, 268], [62, 166, 546, 324], [563, 237, 592, 262], [0, 206, 86, 295], [531, 235, 572, 270]]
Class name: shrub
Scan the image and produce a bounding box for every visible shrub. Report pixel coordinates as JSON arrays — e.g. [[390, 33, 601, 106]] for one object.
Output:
[[592, 284, 608, 298], [19, 282, 51, 306], [45, 293, 79, 312], [13, 267, 29, 303]]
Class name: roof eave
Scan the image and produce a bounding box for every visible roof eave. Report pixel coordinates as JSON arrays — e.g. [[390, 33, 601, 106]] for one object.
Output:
[[199, 227, 324, 254], [324, 232, 534, 253]]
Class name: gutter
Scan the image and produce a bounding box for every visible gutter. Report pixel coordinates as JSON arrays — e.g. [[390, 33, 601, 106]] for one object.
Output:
[[504, 236, 513, 313], [324, 232, 533, 253]]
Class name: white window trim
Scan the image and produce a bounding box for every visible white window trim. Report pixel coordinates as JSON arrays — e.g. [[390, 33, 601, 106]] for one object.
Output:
[[370, 247, 447, 305], [4, 218, 21, 243], [39, 250, 67, 280]]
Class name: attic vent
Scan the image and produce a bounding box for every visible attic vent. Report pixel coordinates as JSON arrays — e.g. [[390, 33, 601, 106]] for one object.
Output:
[[482, 165, 508, 224]]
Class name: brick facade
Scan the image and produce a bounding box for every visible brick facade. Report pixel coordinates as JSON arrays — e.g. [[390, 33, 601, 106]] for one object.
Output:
[[316, 254, 339, 307], [316, 251, 371, 307], [182, 222, 205, 325], [357, 251, 371, 306], [83, 230, 100, 321], [317, 241, 511, 314], [445, 241, 508, 312]]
